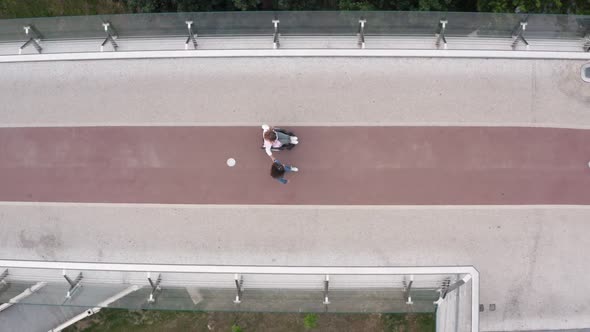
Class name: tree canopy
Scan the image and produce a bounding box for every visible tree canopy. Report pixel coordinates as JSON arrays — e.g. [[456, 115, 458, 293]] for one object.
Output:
[[123, 0, 590, 14]]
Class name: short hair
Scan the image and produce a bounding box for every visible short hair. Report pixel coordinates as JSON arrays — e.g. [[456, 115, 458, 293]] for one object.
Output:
[[264, 129, 277, 141], [270, 162, 285, 178]]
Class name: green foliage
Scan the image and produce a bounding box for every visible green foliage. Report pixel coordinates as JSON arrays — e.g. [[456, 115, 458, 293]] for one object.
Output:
[[338, 0, 376, 10], [382, 313, 407, 332], [124, 0, 244, 12], [2, 0, 589, 20], [303, 313, 318, 329], [382, 313, 435, 332], [0, 0, 128, 19], [274, 0, 338, 11], [62, 309, 211, 332], [233, 0, 260, 10], [61, 309, 435, 332], [418, 0, 454, 11], [416, 313, 436, 331], [275, 0, 478, 11], [125, 0, 176, 12], [477, 0, 590, 14]]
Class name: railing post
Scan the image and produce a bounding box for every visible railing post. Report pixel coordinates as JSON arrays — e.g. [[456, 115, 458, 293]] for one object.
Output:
[[403, 275, 414, 304], [511, 19, 529, 50], [358, 19, 366, 49], [323, 275, 330, 305], [101, 22, 118, 52], [272, 20, 280, 49], [584, 33, 589, 52], [436, 20, 448, 49], [0, 269, 8, 296], [147, 272, 162, 303], [442, 274, 472, 299], [185, 21, 197, 50], [19, 25, 43, 54], [234, 274, 243, 304], [63, 270, 83, 299]]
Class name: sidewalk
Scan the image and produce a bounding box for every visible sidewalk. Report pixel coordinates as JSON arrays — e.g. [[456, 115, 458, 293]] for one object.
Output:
[[0, 58, 589, 128], [0, 203, 589, 331]]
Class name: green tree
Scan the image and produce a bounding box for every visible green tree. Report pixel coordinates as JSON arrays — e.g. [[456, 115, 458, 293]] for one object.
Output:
[[338, 0, 376, 10], [233, 0, 260, 10], [477, 0, 590, 14], [275, 0, 338, 10], [336, 0, 478, 12], [123, 0, 241, 12], [125, 0, 177, 12]]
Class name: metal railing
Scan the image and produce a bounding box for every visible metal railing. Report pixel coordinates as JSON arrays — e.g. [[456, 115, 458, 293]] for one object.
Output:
[[0, 260, 478, 332], [0, 11, 588, 57]]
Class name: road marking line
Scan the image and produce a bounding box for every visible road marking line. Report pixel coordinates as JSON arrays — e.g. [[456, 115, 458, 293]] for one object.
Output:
[[1, 122, 590, 130], [0, 201, 589, 209]]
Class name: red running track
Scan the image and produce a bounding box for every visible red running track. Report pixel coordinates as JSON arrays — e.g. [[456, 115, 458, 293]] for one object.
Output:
[[0, 126, 589, 205]]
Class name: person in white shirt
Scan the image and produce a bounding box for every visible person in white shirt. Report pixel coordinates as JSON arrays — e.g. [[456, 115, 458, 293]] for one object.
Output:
[[262, 124, 298, 161]]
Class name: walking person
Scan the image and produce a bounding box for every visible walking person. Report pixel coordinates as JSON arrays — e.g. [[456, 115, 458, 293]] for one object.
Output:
[[262, 124, 298, 161], [270, 157, 298, 184]]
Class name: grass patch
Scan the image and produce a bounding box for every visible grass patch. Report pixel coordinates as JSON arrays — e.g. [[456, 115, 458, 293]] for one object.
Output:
[[63, 309, 210, 332], [383, 313, 436, 332], [64, 309, 436, 332], [303, 313, 318, 329]]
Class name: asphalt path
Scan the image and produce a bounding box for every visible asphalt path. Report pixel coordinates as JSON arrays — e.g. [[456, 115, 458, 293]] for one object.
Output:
[[0, 126, 589, 205]]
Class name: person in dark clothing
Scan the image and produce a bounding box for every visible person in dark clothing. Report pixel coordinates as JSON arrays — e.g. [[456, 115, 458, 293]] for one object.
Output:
[[270, 157, 298, 184]]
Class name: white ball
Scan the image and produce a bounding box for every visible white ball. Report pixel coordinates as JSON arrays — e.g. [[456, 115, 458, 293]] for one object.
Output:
[[227, 158, 236, 167]]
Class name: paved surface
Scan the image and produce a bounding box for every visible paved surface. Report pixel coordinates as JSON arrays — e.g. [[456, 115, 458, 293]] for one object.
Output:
[[0, 203, 589, 332], [1, 126, 589, 205], [0, 58, 589, 127], [0, 57, 589, 332]]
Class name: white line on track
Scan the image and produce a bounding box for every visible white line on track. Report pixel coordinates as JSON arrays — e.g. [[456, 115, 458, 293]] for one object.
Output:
[[0, 201, 589, 209], [1, 121, 590, 130]]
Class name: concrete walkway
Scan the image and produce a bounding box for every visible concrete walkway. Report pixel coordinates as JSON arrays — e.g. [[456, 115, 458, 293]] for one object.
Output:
[[0, 57, 589, 332], [0, 203, 589, 331], [0, 58, 589, 128]]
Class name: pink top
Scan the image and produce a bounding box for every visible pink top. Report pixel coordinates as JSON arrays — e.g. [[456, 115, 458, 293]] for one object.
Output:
[[263, 128, 282, 156]]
